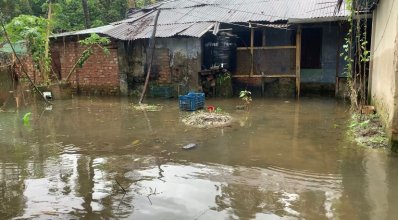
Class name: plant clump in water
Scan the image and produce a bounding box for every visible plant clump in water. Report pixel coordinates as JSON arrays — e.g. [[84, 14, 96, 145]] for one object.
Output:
[[132, 104, 163, 112], [182, 111, 232, 128], [349, 114, 389, 148]]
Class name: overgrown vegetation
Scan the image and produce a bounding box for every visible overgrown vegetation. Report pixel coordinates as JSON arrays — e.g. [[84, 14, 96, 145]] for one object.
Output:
[[131, 104, 163, 112], [182, 111, 232, 129], [0, 14, 52, 83], [239, 90, 252, 109], [340, 0, 389, 148], [0, 0, 163, 32], [349, 114, 389, 148], [341, 0, 370, 111]]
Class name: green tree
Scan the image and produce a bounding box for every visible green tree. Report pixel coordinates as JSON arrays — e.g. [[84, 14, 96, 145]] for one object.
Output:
[[1, 0, 164, 33], [1, 15, 51, 82]]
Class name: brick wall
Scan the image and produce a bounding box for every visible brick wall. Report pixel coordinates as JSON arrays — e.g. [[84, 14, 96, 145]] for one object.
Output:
[[153, 48, 171, 83], [51, 40, 120, 95]]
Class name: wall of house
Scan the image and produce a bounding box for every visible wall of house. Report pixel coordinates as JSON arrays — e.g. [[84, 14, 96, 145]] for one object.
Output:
[[370, 0, 398, 148], [156, 38, 202, 89], [119, 37, 202, 96], [51, 40, 120, 95], [300, 23, 344, 89], [233, 23, 344, 97]]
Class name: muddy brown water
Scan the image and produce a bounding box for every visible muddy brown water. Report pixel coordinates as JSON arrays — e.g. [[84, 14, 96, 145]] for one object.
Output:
[[0, 95, 398, 220]]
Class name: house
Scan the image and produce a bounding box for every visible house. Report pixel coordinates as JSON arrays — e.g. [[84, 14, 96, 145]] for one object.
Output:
[[51, 0, 354, 97]]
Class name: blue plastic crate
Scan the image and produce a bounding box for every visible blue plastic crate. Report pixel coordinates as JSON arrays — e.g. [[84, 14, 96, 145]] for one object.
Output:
[[179, 92, 205, 111]]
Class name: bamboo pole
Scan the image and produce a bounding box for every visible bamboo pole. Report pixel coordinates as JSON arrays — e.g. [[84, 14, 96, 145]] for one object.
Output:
[[250, 23, 254, 76], [261, 28, 266, 96], [0, 13, 50, 105], [43, 0, 53, 84], [295, 26, 302, 98], [335, 24, 341, 97], [139, 9, 161, 104]]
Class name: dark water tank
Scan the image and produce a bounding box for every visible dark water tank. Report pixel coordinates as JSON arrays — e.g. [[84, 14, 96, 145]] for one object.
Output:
[[203, 32, 237, 71]]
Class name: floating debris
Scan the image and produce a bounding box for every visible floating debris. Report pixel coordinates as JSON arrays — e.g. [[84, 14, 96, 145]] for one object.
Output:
[[132, 140, 141, 146], [182, 143, 197, 150], [132, 104, 163, 112], [235, 105, 245, 110], [182, 111, 232, 128]]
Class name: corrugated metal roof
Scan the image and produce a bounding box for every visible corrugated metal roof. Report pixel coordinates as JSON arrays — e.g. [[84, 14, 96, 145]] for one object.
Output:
[[52, 25, 115, 38], [105, 22, 214, 40], [179, 22, 215, 37], [154, 0, 348, 21], [55, 0, 350, 40]]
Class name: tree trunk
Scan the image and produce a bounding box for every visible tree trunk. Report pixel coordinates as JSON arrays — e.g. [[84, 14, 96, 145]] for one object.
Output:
[[139, 9, 161, 104], [81, 0, 91, 29], [43, 0, 53, 84]]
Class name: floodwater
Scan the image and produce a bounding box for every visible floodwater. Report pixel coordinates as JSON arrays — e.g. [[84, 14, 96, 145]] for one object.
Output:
[[1, 89, 398, 219]]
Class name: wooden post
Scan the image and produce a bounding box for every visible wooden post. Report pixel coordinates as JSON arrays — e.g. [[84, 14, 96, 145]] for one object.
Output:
[[262, 29, 266, 46], [368, 9, 377, 102], [139, 9, 161, 104], [43, 0, 53, 84], [250, 23, 254, 76], [335, 24, 341, 97], [295, 26, 302, 98], [261, 28, 266, 97]]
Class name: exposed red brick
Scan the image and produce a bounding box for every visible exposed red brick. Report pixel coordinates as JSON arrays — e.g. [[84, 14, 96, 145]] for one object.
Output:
[[51, 40, 120, 95]]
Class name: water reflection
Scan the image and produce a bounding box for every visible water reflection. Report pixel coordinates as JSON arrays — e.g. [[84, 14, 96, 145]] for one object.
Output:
[[0, 97, 397, 219]]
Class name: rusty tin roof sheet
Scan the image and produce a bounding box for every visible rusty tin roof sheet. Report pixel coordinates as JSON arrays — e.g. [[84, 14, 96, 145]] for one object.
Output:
[[54, 0, 349, 40]]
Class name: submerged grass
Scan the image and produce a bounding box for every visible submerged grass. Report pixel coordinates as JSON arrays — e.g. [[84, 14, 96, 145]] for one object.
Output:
[[349, 113, 389, 148], [182, 111, 233, 128], [131, 104, 163, 112]]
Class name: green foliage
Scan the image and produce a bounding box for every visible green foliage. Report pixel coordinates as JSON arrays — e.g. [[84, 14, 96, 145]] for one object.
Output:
[[341, 0, 370, 111], [79, 33, 110, 46], [218, 72, 231, 84], [77, 49, 93, 68], [1, 0, 164, 33], [76, 33, 110, 68], [239, 90, 252, 107], [1, 15, 50, 71], [22, 112, 32, 125], [348, 113, 389, 148], [0, 0, 43, 21]]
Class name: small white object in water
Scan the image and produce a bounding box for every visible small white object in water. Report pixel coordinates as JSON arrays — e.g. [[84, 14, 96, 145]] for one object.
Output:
[[182, 143, 197, 150], [43, 92, 53, 101]]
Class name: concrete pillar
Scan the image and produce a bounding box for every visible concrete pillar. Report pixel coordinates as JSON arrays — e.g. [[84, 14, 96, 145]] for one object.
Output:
[[117, 41, 129, 96], [392, 16, 398, 152]]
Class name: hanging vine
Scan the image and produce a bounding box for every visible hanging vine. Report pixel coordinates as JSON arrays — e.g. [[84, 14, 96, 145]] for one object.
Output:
[[341, 0, 371, 111]]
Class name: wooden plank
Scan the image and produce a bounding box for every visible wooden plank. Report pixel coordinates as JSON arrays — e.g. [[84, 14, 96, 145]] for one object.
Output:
[[237, 46, 297, 50], [295, 26, 302, 98]]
